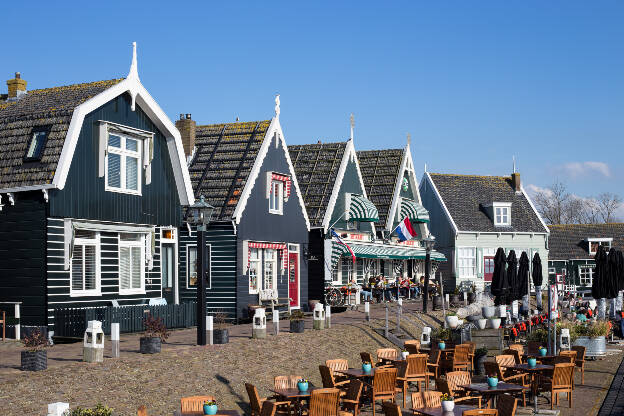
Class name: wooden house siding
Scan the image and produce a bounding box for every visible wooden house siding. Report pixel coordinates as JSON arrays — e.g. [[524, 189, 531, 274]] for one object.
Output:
[[0, 191, 47, 325], [48, 93, 182, 227], [328, 158, 373, 233], [307, 228, 326, 303], [178, 222, 237, 318]]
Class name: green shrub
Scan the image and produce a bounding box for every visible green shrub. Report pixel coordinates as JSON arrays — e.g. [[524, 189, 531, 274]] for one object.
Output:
[[289, 310, 305, 321], [432, 327, 452, 342], [526, 328, 548, 344], [70, 404, 113, 416]]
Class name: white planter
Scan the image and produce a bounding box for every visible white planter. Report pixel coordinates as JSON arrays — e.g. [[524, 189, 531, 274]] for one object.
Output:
[[477, 319, 487, 330], [482, 306, 496, 318], [441, 401, 455, 412], [498, 305, 507, 318], [489, 318, 501, 329], [445, 315, 459, 328], [401, 351, 409, 360]]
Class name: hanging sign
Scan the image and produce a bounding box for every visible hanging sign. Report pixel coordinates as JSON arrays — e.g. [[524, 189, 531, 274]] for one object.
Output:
[[550, 284, 558, 317]]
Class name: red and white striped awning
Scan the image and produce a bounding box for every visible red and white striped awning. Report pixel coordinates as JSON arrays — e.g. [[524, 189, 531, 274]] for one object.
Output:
[[248, 241, 288, 271], [271, 173, 292, 201]]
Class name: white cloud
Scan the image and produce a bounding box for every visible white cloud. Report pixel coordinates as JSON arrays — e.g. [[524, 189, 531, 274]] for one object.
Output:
[[557, 161, 611, 179], [525, 184, 552, 197]]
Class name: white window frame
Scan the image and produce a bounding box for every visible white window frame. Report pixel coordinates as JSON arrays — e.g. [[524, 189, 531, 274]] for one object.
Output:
[[263, 249, 278, 291], [579, 265, 593, 286], [457, 247, 477, 278], [588, 238, 612, 255], [118, 234, 146, 295], [105, 132, 142, 195], [70, 232, 101, 297], [160, 227, 178, 304], [493, 203, 512, 226], [186, 245, 198, 289], [269, 180, 284, 215], [249, 247, 261, 294]]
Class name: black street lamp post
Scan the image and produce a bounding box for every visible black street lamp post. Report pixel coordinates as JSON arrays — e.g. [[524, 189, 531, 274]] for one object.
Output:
[[422, 235, 436, 313], [186, 195, 215, 346]]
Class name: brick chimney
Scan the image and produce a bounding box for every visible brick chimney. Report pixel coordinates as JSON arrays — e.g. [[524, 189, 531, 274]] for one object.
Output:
[[7, 72, 27, 99], [511, 172, 521, 192], [175, 114, 196, 158]]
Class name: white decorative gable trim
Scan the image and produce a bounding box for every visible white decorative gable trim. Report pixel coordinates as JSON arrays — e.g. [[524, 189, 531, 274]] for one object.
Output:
[[52, 42, 194, 206], [232, 116, 310, 230]]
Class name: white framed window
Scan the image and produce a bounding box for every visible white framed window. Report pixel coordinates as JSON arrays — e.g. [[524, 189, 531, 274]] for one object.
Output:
[[269, 180, 284, 214], [249, 248, 261, 293], [187, 246, 198, 288], [588, 238, 612, 255], [264, 249, 277, 290], [119, 233, 145, 295], [458, 247, 476, 278], [71, 230, 101, 297], [579, 266, 593, 286], [493, 203, 511, 226], [105, 133, 142, 195]]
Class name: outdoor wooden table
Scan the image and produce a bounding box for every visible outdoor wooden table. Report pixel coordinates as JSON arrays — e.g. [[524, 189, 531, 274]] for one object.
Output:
[[175, 410, 240, 416], [412, 405, 475, 416], [459, 382, 527, 408], [335, 368, 377, 378], [270, 388, 319, 416], [510, 363, 554, 409]]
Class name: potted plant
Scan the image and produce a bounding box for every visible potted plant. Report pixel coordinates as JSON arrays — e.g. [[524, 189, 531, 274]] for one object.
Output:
[[477, 318, 487, 330], [487, 373, 499, 388], [573, 320, 609, 357], [432, 294, 443, 310], [538, 346, 547, 357], [482, 305, 496, 318], [362, 361, 372, 373], [214, 312, 230, 344], [441, 394, 455, 412], [70, 403, 113, 416], [140, 315, 169, 354], [203, 399, 217, 415], [401, 349, 409, 360], [450, 287, 461, 306], [527, 357, 537, 368], [489, 317, 501, 329], [474, 347, 488, 375], [21, 329, 49, 371], [467, 284, 477, 303], [438, 341, 446, 350], [445, 312, 459, 329], [289, 310, 306, 333], [297, 378, 309, 392]]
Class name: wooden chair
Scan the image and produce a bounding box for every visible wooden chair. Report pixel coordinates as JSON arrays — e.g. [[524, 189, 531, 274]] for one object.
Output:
[[462, 410, 498, 416], [483, 362, 526, 407], [274, 375, 303, 390], [445, 371, 482, 407], [496, 394, 517, 416], [527, 342, 541, 355], [426, 349, 441, 382], [381, 401, 402, 416], [465, 341, 476, 370], [571, 346, 586, 384], [412, 391, 444, 408], [503, 349, 522, 365], [309, 388, 340, 416], [319, 365, 350, 390], [559, 350, 577, 364], [537, 363, 574, 409], [376, 348, 398, 367], [436, 377, 481, 408], [403, 340, 420, 353], [495, 354, 516, 369], [440, 347, 470, 373], [366, 367, 397, 416], [360, 352, 375, 368], [410, 392, 426, 409], [246, 383, 290, 416], [340, 379, 363, 416], [508, 343, 524, 355], [261, 402, 278, 416], [455, 344, 473, 372], [326, 359, 350, 383], [181, 395, 215, 415], [404, 353, 429, 392], [137, 406, 147, 416], [394, 361, 409, 407]]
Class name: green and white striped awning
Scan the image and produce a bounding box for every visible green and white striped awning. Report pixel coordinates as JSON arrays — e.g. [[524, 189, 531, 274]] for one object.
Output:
[[347, 194, 379, 222], [330, 241, 446, 269], [400, 198, 430, 223]]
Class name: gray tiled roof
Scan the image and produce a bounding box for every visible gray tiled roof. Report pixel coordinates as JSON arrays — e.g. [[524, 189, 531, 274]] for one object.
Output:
[[288, 141, 348, 227], [428, 173, 548, 233], [189, 120, 271, 221], [548, 223, 624, 260], [357, 148, 403, 227], [0, 79, 124, 189]]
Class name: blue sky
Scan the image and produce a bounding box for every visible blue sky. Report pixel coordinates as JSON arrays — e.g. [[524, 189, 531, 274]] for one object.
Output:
[[3, 1, 623, 206]]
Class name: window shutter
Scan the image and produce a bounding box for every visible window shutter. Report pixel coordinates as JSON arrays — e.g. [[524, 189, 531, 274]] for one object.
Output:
[[265, 172, 272, 199], [242, 240, 249, 273], [146, 231, 155, 270], [476, 247, 483, 277], [63, 219, 73, 270], [98, 123, 107, 178], [143, 136, 153, 185]]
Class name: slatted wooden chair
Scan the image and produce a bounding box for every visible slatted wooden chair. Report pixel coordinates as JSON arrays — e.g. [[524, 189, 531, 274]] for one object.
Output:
[[180, 395, 215, 416], [537, 363, 574, 409], [483, 362, 526, 406], [274, 375, 304, 390], [410, 391, 443, 408], [496, 394, 517, 416], [365, 367, 397, 416], [360, 352, 376, 368], [571, 345, 586, 384], [508, 343, 524, 355], [455, 344, 473, 372], [426, 349, 441, 383], [462, 409, 498, 416], [410, 392, 426, 409], [319, 365, 350, 391], [436, 377, 481, 408], [559, 350, 577, 365], [495, 354, 519, 379], [465, 341, 476, 371], [404, 353, 429, 392], [326, 359, 350, 384], [394, 360, 409, 407], [440, 346, 470, 373], [445, 371, 482, 407], [261, 402, 278, 416], [309, 388, 341, 416], [503, 349, 522, 365], [376, 348, 398, 367], [339, 379, 363, 416], [246, 383, 290, 416], [403, 340, 421, 353], [381, 401, 402, 416], [137, 405, 148, 416]]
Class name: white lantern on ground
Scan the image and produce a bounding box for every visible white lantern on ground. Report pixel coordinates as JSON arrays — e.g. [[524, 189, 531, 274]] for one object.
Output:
[[252, 308, 267, 339], [421, 326, 431, 347], [83, 320, 104, 363], [313, 303, 326, 330], [560, 328, 571, 350]]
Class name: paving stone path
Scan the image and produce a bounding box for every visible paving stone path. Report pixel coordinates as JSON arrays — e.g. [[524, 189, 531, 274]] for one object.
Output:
[[597, 348, 624, 415]]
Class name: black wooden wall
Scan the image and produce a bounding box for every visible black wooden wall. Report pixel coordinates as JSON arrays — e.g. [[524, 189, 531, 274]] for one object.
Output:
[[307, 228, 326, 303]]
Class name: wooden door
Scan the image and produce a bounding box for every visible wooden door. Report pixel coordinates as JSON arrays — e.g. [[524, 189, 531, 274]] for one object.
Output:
[[162, 243, 175, 304], [288, 252, 299, 307], [484, 256, 495, 282]]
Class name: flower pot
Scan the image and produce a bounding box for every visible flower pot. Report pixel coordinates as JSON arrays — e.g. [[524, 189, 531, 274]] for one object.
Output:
[[20, 350, 47, 371], [441, 401, 455, 412], [477, 319, 487, 330], [445, 315, 459, 329], [489, 318, 501, 329], [539, 348, 547, 357], [528, 358, 537, 368], [474, 354, 487, 375], [573, 336, 606, 357], [487, 377, 498, 388], [401, 351, 409, 360], [297, 381, 309, 392], [290, 320, 305, 333], [498, 305, 507, 318], [203, 404, 218, 415], [450, 294, 460, 306], [438, 342, 446, 350], [140, 337, 161, 354], [467, 293, 476, 303], [482, 306, 496, 318], [214, 329, 229, 344], [362, 363, 372, 373], [433, 296, 443, 310]]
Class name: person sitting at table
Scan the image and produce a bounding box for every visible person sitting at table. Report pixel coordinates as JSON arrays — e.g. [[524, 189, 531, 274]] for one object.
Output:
[[360, 277, 373, 302], [373, 276, 384, 303], [383, 277, 396, 302]]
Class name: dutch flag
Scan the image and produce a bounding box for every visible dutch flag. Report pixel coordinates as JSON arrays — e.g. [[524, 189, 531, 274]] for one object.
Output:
[[394, 216, 417, 242], [331, 229, 356, 264]]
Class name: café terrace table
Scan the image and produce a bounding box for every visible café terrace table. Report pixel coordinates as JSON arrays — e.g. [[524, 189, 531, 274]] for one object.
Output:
[[174, 410, 240, 416], [335, 368, 378, 378], [459, 382, 527, 408], [270, 387, 319, 416], [510, 363, 554, 412], [412, 405, 476, 416]]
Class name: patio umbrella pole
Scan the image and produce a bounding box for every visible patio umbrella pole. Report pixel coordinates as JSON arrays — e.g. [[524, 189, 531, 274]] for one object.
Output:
[[547, 284, 552, 354]]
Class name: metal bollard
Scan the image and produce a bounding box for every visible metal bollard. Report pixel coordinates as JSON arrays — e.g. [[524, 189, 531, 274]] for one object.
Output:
[[207, 315, 213, 345], [273, 309, 280, 335], [396, 305, 401, 334], [385, 306, 389, 338], [325, 305, 331, 329], [111, 323, 120, 358], [365, 301, 370, 321]]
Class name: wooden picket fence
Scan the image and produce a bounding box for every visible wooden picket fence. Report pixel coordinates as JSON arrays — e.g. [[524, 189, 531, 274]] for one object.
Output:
[[53, 302, 197, 337]]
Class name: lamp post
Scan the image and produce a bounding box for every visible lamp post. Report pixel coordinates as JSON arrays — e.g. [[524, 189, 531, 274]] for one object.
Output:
[[186, 195, 215, 346], [422, 235, 436, 313]]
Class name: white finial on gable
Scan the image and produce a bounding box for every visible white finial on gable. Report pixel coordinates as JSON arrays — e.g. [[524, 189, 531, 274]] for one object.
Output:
[[127, 42, 139, 111], [275, 94, 280, 118], [407, 133, 411, 146], [424, 162, 427, 173], [513, 155, 516, 173], [350, 113, 354, 140]]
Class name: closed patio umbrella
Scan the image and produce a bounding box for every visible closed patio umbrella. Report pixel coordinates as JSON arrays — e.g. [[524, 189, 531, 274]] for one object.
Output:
[[491, 247, 509, 305], [518, 251, 530, 313], [507, 250, 519, 303], [532, 252, 543, 311], [593, 245, 609, 318]]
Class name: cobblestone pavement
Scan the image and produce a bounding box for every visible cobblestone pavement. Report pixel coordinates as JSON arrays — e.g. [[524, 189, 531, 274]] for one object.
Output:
[[597, 345, 624, 416]]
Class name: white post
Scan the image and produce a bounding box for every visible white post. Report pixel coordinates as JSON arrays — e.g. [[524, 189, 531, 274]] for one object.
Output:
[[325, 305, 331, 329], [111, 323, 120, 358], [47, 402, 70, 416], [207, 315, 213, 345], [273, 309, 280, 335], [463, 291, 467, 306], [364, 301, 370, 321], [14, 303, 20, 340]]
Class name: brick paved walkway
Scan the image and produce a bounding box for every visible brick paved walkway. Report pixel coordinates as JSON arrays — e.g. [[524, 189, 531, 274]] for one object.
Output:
[[597, 349, 624, 415]]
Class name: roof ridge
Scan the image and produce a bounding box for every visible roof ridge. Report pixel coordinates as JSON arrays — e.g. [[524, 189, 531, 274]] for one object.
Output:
[[548, 223, 624, 228], [429, 172, 511, 179], [288, 140, 348, 147], [196, 119, 271, 128], [24, 78, 125, 94], [357, 148, 403, 153]]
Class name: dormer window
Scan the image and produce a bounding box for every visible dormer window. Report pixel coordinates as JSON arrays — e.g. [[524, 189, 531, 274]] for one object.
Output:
[[493, 202, 511, 226], [24, 127, 49, 161], [587, 238, 612, 255], [105, 133, 141, 195]]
